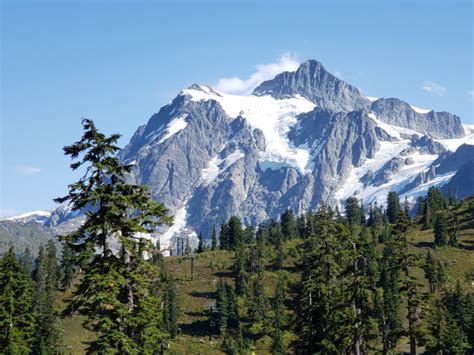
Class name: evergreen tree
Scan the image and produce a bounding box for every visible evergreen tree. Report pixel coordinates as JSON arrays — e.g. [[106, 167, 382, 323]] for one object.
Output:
[[197, 233, 205, 253], [296, 214, 306, 239], [60, 242, 75, 289], [435, 260, 446, 291], [296, 203, 354, 353], [273, 230, 284, 271], [386, 191, 401, 224], [211, 226, 218, 251], [280, 208, 297, 240], [234, 246, 248, 296], [248, 269, 267, 325], [33, 240, 62, 354], [19, 247, 34, 277], [404, 196, 411, 218], [426, 302, 469, 354], [219, 222, 230, 250], [345, 196, 364, 227], [216, 279, 228, 335], [163, 278, 179, 338], [271, 274, 286, 355], [55, 119, 171, 353], [227, 216, 243, 250], [434, 212, 449, 246], [448, 211, 460, 247], [378, 228, 403, 353], [424, 250, 437, 293], [0, 247, 36, 353]]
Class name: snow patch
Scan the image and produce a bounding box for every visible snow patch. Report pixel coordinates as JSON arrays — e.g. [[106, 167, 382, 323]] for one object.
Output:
[[157, 114, 189, 144], [5, 210, 52, 222], [201, 150, 245, 185], [435, 124, 474, 152], [410, 105, 432, 114], [182, 86, 316, 174], [366, 96, 378, 103]]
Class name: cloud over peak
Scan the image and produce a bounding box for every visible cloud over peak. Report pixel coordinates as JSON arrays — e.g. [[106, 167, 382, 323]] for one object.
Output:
[[214, 53, 299, 95], [421, 80, 447, 96]]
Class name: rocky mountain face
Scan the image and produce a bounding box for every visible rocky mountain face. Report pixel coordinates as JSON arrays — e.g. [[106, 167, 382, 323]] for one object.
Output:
[[3, 59, 473, 252]]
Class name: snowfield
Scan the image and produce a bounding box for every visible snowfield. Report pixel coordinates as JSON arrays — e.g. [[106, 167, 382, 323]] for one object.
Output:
[[183, 85, 316, 174]]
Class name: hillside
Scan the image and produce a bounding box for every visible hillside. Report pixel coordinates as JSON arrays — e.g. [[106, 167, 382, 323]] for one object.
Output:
[[59, 197, 474, 354]]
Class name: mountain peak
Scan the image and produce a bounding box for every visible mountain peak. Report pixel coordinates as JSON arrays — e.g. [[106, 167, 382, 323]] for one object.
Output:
[[252, 58, 369, 112]]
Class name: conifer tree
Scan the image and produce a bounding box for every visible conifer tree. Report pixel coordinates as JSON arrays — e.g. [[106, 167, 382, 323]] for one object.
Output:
[[55, 119, 171, 353], [271, 274, 286, 355], [434, 212, 448, 246], [345, 196, 364, 227], [248, 269, 267, 325], [386, 191, 401, 224], [33, 240, 62, 354], [19, 247, 34, 277], [211, 226, 218, 251], [234, 245, 248, 296], [60, 242, 75, 289], [435, 260, 446, 291], [296, 214, 306, 239], [0, 247, 36, 353], [424, 250, 437, 293], [448, 211, 460, 247], [197, 233, 204, 253], [216, 279, 228, 335], [219, 222, 230, 250], [280, 208, 297, 240], [163, 278, 179, 338], [228, 216, 243, 250], [296, 203, 354, 353]]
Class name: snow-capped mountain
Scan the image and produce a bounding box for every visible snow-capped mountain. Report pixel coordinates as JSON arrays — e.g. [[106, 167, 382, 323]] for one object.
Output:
[[5, 59, 474, 251]]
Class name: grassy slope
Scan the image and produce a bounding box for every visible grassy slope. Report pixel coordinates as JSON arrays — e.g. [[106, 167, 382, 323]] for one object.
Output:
[[60, 198, 474, 354]]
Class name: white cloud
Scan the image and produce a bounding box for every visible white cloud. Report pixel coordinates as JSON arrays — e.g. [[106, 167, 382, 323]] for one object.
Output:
[[421, 80, 447, 96], [15, 165, 41, 175], [214, 53, 299, 95]]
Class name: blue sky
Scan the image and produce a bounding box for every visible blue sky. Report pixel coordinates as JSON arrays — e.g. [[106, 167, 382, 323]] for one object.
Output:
[[1, 0, 473, 217]]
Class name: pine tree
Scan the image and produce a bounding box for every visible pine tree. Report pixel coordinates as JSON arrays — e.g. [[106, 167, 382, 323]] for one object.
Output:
[[60, 242, 75, 289], [345, 196, 364, 227], [197, 233, 204, 253], [424, 250, 437, 293], [219, 222, 230, 250], [163, 278, 179, 338], [435, 260, 446, 291], [33, 240, 62, 354], [55, 119, 171, 353], [271, 274, 286, 355], [248, 269, 267, 325], [296, 203, 354, 353], [378, 228, 403, 353], [234, 245, 248, 296], [273, 230, 284, 270], [386, 191, 401, 224], [216, 279, 228, 335], [448, 211, 460, 247], [280, 208, 297, 240], [19, 247, 34, 277], [434, 212, 448, 246], [0, 247, 36, 353], [296, 214, 306, 239], [211, 226, 218, 251], [227, 216, 243, 250]]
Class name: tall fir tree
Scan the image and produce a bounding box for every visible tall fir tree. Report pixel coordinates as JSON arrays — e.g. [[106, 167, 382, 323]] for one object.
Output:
[[197, 233, 205, 253], [211, 226, 218, 251], [448, 211, 460, 247], [280, 208, 297, 240], [0, 247, 36, 353], [19, 247, 34, 278], [386, 191, 401, 224], [60, 242, 75, 289], [55, 119, 171, 353], [163, 278, 179, 338], [434, 212, 449, 246], [33, 240, 62, 354], [271, 274, 286, 355]]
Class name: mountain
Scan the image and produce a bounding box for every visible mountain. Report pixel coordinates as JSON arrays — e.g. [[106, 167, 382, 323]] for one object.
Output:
[[3, 59, 473, 252]]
